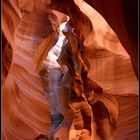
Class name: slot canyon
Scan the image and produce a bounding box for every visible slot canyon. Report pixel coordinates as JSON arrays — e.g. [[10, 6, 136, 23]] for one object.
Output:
[[2, 0, 138, 140]]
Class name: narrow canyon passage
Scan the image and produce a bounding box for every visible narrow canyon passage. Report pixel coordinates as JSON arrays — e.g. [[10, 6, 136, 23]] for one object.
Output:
[[2, 0, 138, 140]]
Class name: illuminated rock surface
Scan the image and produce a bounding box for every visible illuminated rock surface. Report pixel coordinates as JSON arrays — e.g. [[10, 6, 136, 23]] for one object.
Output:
[[2, 0, 138, 140]]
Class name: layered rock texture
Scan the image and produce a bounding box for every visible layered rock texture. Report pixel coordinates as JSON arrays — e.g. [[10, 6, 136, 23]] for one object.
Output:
[[2, 0, 138, 140]]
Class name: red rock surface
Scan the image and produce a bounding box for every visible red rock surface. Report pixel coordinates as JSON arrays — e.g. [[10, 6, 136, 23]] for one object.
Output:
[[2, 0, 138, 140]]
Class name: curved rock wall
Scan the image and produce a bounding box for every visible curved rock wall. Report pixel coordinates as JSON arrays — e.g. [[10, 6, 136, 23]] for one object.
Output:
[[2, 0, 138, 140]]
